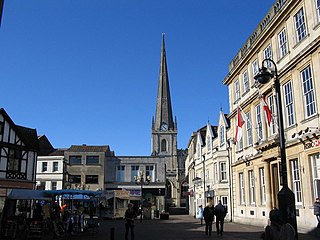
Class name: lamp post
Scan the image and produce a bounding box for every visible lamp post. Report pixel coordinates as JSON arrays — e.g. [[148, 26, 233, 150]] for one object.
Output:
[[134, 170, 151, 222], [254, 58, 298, 238]]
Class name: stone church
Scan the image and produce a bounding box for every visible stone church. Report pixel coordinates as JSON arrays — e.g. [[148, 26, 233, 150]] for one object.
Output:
[[105, 34, 186, 213]]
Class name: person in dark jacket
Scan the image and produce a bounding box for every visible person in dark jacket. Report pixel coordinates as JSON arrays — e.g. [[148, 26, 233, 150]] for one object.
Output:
[[261, 208, 295, 240], [214, 200, 227, 236], [203, 203, 214, 236], [314, 197, 320, 228], [125, 203, 137, 240]]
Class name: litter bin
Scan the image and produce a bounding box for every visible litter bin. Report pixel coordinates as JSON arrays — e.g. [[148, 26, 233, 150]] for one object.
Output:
[[154, 210, 159, 218], [160, 212, 169, 220]]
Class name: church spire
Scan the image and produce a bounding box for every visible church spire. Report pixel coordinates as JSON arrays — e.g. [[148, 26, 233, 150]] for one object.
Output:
[[154, 33, 175, 131]]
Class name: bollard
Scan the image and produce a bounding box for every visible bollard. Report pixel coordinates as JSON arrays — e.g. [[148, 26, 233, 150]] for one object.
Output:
[[110, 227, 115, 240]]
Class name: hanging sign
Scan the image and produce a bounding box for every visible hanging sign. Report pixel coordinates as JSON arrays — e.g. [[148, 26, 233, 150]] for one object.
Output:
[[304, 139, 320, 150]]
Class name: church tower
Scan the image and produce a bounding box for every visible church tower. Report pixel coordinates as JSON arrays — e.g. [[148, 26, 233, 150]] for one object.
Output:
[[152, 34, 179, 206]]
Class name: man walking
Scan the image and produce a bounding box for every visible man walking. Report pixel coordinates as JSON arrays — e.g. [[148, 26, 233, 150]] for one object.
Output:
[[214, 200, 227, 236], [314, 197, 320, 228], [203, 203, 214, 236], [125, 203, 137, 240]]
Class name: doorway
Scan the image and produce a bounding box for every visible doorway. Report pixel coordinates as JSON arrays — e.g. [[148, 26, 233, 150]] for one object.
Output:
[[271, 163, 279, 208]]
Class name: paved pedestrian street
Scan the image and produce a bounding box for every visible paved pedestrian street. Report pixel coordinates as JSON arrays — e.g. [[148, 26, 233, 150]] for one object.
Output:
[[76, 215, 319, 240]]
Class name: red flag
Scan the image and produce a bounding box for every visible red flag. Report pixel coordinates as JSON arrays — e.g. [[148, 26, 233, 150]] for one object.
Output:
[[235, 107, 244, 142], [261, 95, 272, 126]]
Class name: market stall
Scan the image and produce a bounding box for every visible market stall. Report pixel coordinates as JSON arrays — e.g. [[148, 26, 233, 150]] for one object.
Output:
[[98, 190, 130, 219]]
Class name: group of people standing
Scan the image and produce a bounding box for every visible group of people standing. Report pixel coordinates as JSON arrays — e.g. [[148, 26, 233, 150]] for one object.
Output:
[[197, 200, 227, 236]]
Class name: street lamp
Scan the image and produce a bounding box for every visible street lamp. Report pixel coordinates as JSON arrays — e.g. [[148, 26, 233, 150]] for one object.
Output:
[[134, 170, 151, 222], [254, 58, 298, 237]]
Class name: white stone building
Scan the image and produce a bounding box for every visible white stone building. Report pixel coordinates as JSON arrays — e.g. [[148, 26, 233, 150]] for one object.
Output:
[[223, 0, 320, 233]]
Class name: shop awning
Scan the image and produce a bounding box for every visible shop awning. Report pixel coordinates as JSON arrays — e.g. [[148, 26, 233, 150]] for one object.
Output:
[[7, 189, 51, 200], [46, 189, 102, 197]]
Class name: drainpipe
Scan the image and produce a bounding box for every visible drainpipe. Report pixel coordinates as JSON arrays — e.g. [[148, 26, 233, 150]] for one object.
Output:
[[227, 139, 233, 222]]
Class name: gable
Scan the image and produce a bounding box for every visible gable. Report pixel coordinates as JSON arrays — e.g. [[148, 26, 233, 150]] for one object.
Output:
[[0, 108, 38, 150], [218, 111, 228, 128]]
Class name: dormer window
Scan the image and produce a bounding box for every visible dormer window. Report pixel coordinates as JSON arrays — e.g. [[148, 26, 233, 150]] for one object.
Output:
[[207, 135, 211, 152], [197, 143, 201, 158], [220, 126, 225, 146]]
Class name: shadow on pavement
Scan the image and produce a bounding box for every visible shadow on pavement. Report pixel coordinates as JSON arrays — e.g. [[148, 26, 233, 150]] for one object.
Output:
[[57, 215, 319, 240]]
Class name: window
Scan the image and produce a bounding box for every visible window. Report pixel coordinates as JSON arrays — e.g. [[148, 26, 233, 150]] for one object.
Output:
[[86, 155, 99, 165], [69, 175, 81, 184], [311, 153, 320, 198], [246, 112, 252, 146], [214, 163, 218, 183], [234, 80, 240, 100], [316, 0, 320, 22], [85, 175, 98, 184], [40, 181, 46, 189], [69, 156, 82, 165], [243, 70, 249, 93], [221, 196, 228, 214], [291, 159, 302, 205], [294, 8, 307, 42], [42, 162, 47, 172], [220, 162, 227, 181], [263, 45, 273, 68], [197, 142, 201, 158], [239, 173, 245, 205], [256, 104, 263, 142], [267, 95, 276, 135], [161, 139, 167, 152], [252, 59, 259, 77], [236, 134, 243, 151], [205, 169, 209, 182], [278, 28, 288, 58], [8, 149, 21, 171], [301, 66, 316, 118], [259, 168, 266, 205], [0, 121, 3, 135], [284, 81, 295, 127], [131, 165, 139, 182], [116, 166, 125, 182], [207, 135, 212, 152], [51, 181, 57, 190], [146, 165, 154, 181], [53, 162, 58, 172], [220, 126, 225, 146], [249, 170, 255, 205]]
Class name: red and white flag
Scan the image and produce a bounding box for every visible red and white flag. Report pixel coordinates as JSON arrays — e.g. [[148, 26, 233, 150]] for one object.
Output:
[[234, 107, 244, 143], [261, 95, 272, 126]]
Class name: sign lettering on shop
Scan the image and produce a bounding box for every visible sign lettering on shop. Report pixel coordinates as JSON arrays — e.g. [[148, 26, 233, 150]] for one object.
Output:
[[304, 139, 320, 150]]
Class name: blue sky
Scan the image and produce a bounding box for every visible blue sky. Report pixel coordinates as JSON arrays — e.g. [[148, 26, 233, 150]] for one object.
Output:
[[0, 0, 274, 156]]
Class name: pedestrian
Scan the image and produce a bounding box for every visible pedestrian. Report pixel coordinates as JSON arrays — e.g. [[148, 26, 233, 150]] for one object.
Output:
[[33, 202, 43, 221], [314, 197, 320, 228], [196, 205, 204, 225], [214, 200, 227, 236], [125, 203, 137, 240], [261, 208, 295, 240], [203, 202, 214, 236]]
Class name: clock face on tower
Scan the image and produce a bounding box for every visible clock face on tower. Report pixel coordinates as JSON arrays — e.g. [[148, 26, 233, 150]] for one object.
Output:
[[160, 122, 168, 131]]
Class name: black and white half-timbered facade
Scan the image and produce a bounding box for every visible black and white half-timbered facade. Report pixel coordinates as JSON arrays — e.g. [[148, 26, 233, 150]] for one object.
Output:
[[0, 108, 38, 210]]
